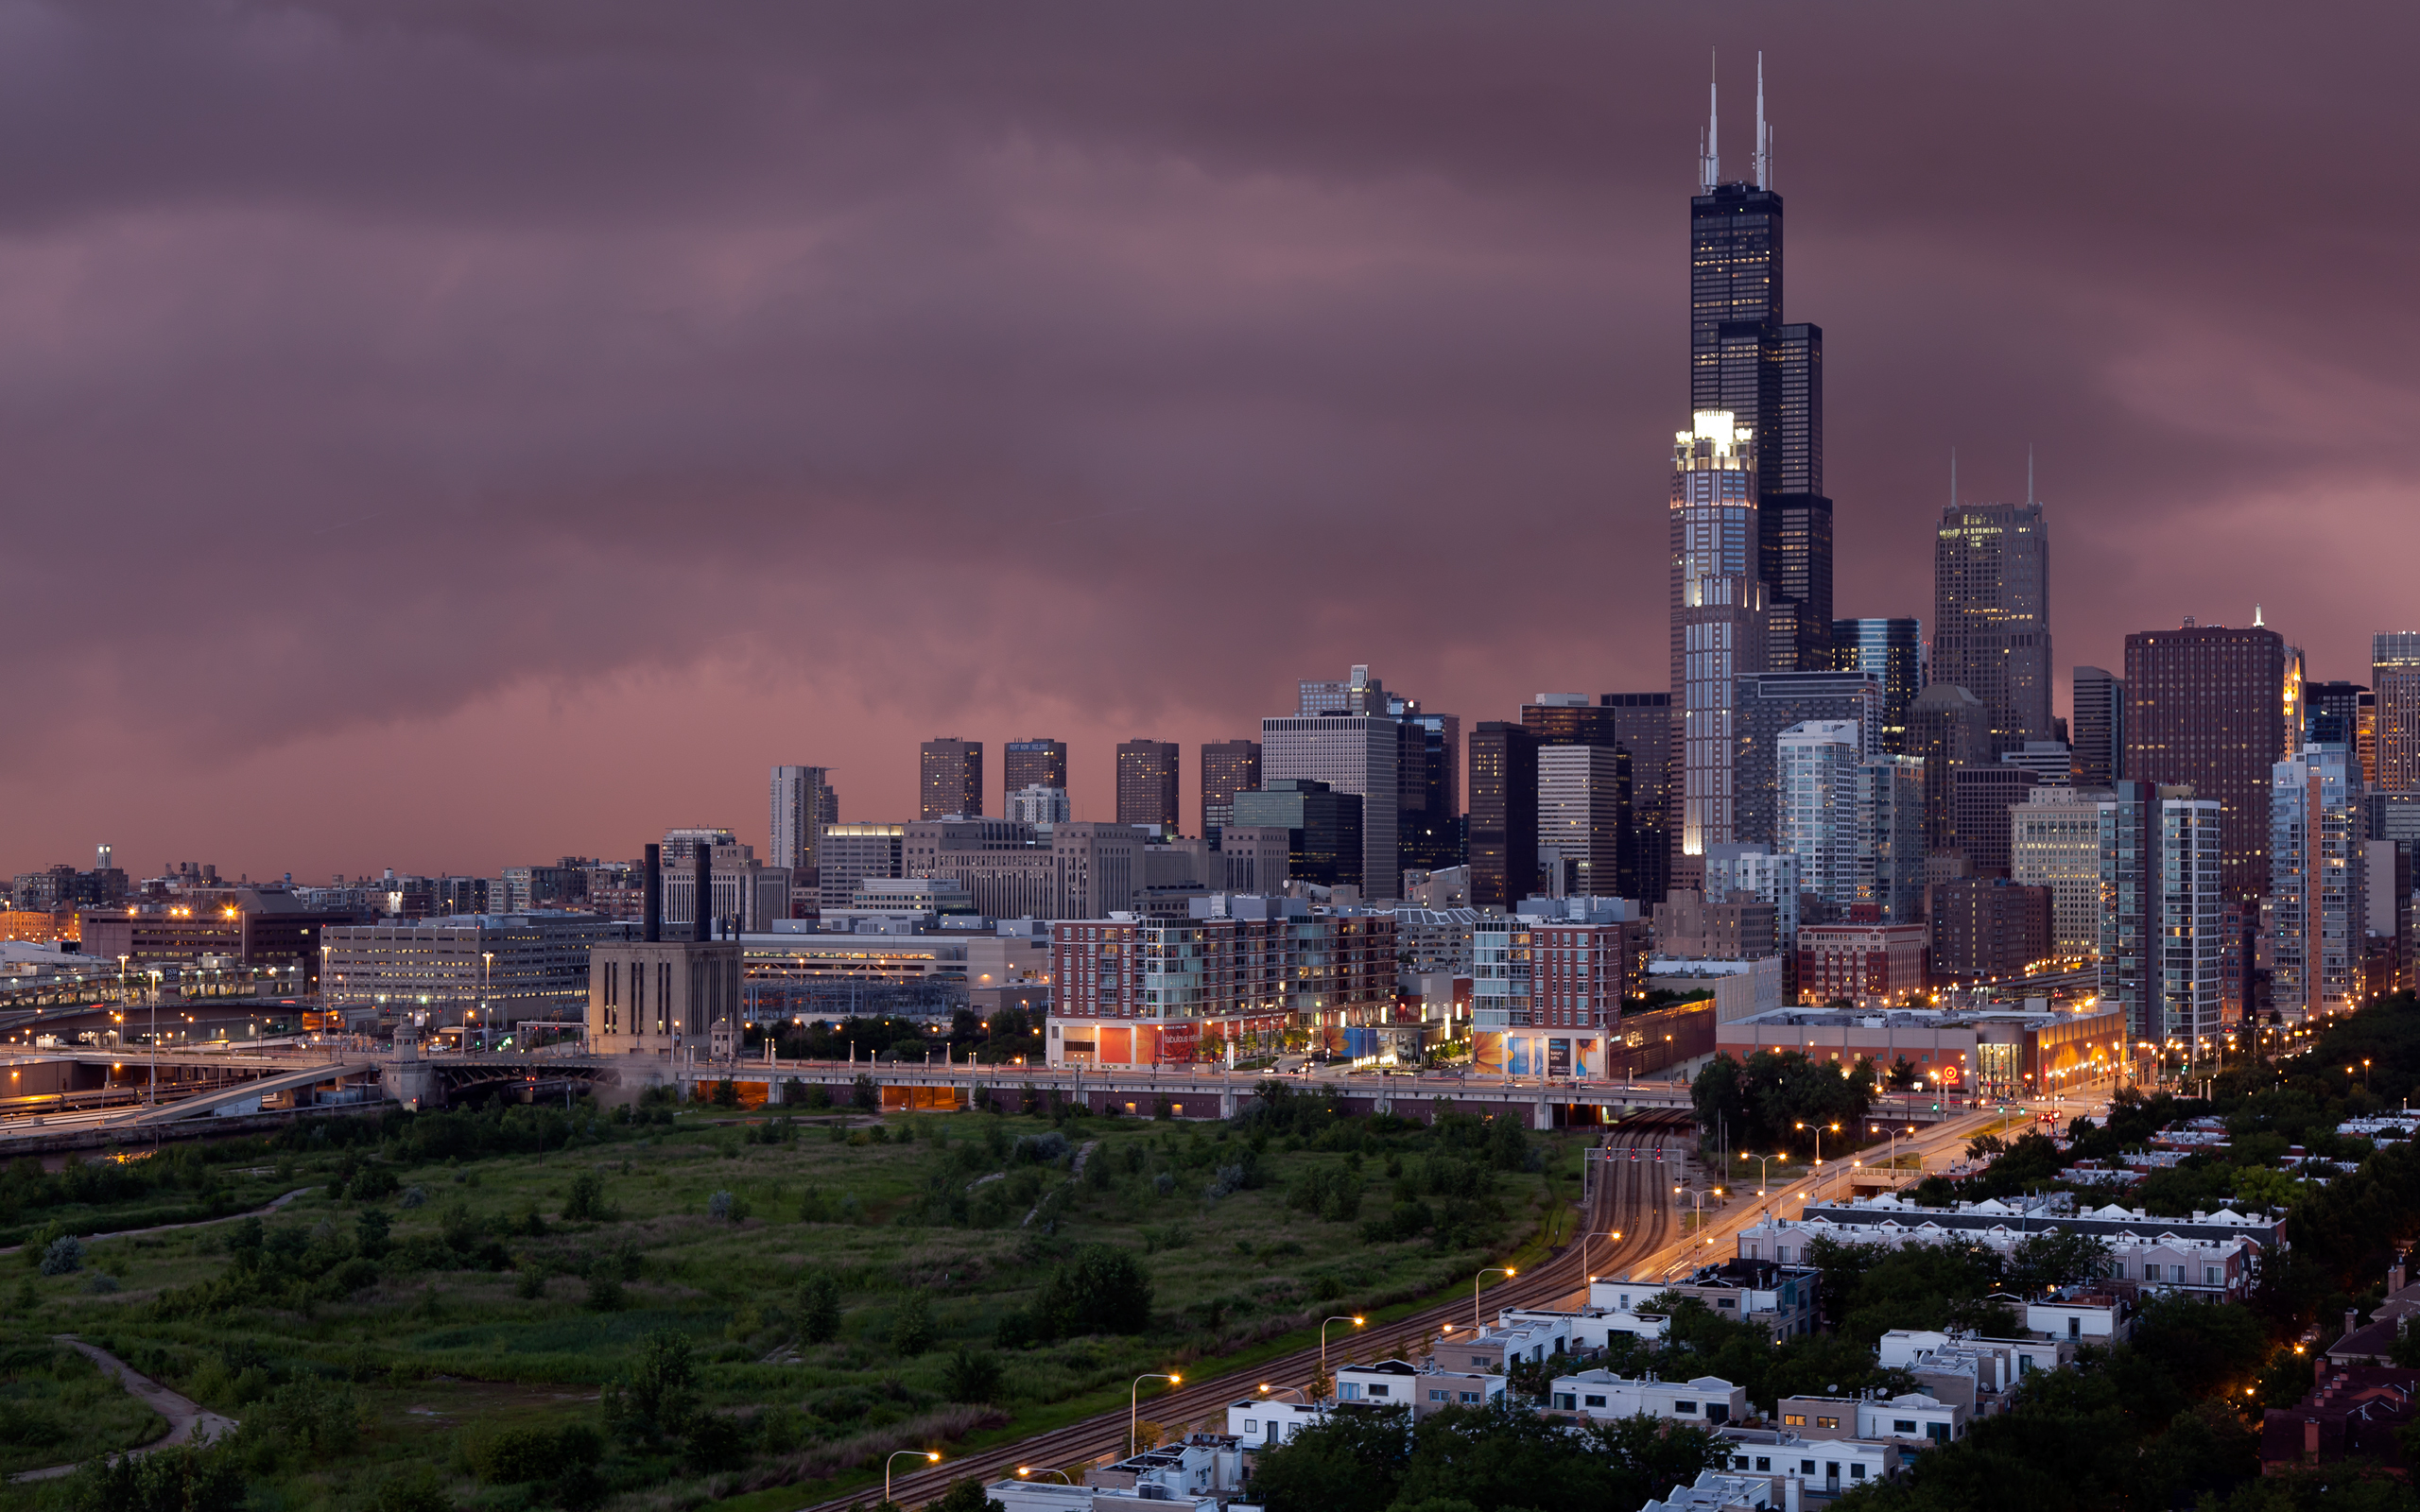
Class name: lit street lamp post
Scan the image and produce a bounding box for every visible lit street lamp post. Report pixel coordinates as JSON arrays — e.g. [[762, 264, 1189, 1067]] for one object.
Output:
[[1321, 1315, 1365, 1384], [884, 1450, 940, 1503], [1132, 1373, 1181, 1456], [1474, 1266, 1514, 1332]]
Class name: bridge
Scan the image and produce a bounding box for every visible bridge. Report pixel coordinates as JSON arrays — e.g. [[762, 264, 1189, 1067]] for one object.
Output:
[[0, 1040, 1972, 1143]]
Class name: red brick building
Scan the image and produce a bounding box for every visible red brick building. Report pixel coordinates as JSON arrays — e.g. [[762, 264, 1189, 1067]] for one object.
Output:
[[1797, 920, 1927, 1006], [1929, 878, 2052, 984]]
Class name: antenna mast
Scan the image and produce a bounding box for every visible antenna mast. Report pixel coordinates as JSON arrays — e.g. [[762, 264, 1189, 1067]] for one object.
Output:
[[2027, 444, 2034, 505], [1950, 448, 1958, 509], [1700, 51, 1720, 194], [1755, 53, 1770, 188]]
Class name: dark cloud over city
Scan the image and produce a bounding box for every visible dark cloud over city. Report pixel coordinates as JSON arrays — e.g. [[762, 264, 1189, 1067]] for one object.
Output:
[[2, 1, 2412, 876]]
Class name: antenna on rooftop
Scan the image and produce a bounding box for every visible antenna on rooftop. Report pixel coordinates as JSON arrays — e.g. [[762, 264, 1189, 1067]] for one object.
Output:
[[1754, 53, 1771, 189], [1700, 50, 1720, 194], [2027, 444, 2034, 506]]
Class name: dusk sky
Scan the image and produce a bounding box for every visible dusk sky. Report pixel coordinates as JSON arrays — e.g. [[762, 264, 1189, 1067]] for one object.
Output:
[[5, 2, 2415, 882]]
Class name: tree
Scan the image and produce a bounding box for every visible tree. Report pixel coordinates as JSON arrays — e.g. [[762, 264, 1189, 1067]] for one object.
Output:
[[1030, 1245, 1152, 1339], [603, 1331, 698, 1443], [927, 1479, 1006, 1512], [800, 1273, 844, 1344], [853, 1074, 880, 1113], [942, 1347, 1004, 1404], [890, 1291, 935, 1355]]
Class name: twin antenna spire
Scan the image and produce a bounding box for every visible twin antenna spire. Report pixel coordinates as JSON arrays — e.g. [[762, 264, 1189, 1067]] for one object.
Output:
[[1699, 50, 1772, 195]]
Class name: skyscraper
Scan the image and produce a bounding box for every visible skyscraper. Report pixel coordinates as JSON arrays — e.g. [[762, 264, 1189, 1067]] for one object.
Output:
[[1392, 700, 1462, 876], [2123, 624, 2289, 902], [1669, 410, 1766, 889], [1200, 740, 1263, 840], [1729, 669, 1883, 848], [1004, 739, 1069, 801], [1931, 500, 2052, 755], [1264, 669, 1404, 901], [1777, 720, 1862, 920], [2071, 666, 2125, 788], [1856, 754, 1927, 924], [1906, 683, 1988, 856], [2099, 782, 2223, 1048], [1468, 722, 1540, 912], [1831, 618, 1923, 754], [1115, 739, 1181, 833], [1600, 693, 1673, 903], [2271, 744, 2366, 1022], [2375, 632, 2420, 792], [919, 739, 983, 821], [1536, 745, 1629, 901], [1691, 64, 1831, 673], [769, 765, 838, 879]]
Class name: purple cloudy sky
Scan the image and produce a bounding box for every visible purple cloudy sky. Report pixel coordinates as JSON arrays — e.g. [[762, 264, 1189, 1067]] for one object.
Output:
[[3, 1, 2414, 881]]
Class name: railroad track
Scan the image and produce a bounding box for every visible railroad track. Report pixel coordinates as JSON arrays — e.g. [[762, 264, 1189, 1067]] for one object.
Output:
[[798, 1111, 1697, 1510]]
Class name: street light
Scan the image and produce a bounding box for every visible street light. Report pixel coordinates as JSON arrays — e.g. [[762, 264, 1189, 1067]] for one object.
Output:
[[1736, 1151, 1787, 1206], [1258, 1383, 1310, 1403], [1016, 1467, 1074, 1484], [1132, 1372, 1180, 1456], [1582, 1229, 1623, 1285], [884, 1450, 940, 1503], [1475, 1267, 1513, 1332], [1794, 1121, 1841, 1198], [1321, 1315, 1365, 1383]]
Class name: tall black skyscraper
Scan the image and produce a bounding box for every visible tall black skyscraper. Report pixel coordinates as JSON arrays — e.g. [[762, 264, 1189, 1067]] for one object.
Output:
[[1690, 60, 1831, 673]]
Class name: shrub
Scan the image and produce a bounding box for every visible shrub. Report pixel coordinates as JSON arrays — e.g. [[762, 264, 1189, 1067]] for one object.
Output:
[[562, 1170, 611, 1222], [602, 1332, 698, 1443], [583, 1274, 625, 1313], [890, 1291, 935, 1355], [399, 1185, 427, 1209], [942, 1347, 1004, 1404], [39, 1236, 83, 1276], [1029, 1245, 1151, 1340], [799, 1273, 843, 1344]]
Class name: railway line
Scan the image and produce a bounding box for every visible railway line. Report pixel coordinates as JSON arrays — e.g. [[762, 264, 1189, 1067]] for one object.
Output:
[[798, 1111, 1698, 1511]]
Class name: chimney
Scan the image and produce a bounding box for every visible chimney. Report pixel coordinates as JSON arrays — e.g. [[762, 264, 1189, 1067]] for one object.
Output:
[[2305, 1418, 2320, 1458], [694, 842, 712, 941], [644, 844, 662, 943], [2393, 1253, 2409, 1295], [2347, 1308, 2361, 1342]]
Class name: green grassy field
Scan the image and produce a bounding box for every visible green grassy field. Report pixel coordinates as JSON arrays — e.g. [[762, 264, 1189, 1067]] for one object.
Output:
[[0, 1090, 1580, 1512]]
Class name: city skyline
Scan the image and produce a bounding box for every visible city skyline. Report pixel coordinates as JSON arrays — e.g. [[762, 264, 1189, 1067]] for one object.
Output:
[[2, 6, 2414, 879]]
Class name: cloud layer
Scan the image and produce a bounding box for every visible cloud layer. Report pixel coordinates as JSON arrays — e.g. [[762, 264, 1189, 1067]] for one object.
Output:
[[3, 1, 2414, 880]]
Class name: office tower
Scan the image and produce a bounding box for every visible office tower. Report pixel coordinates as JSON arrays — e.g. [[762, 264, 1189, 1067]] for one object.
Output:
[[1008, 784, 1071, 828], [2271, 745, 2366, 1022], [1776, 720, 1861, 919], [1115, 739, 1181, 833], [2360, 692, 2379, 789], [2100, 782, 2222, 1048], [1231, 781, 1364, 891], [2306, 681, 2368, 750], [1004, 739, 1069, 801], [1951, 765, 2041, 878], [1730, 669, 1883, 848], [2012, 787, 2106, 958], [2072, 667, 2124, 787], [769, 765, 838, 879], [1392, 700, 1462, 875], [1264, 667, 1407, 900], [1907, 683, 1989, 855], [2124, 624, 2289, 901], [817, 824, 905, 913], [1831, 618, 1923, 753], [1932, 500, 2052, 755], [919, 738, 983, 820], [1200, 740, 1263, 840], [1536, 746, 1630, 902], [1600, 693, 1674, 902], [1468, 722, 1540, 911], [1857, 754, 1927, 924], [2376, 633, 2420, 791], [1704, 845, 1800, 951], [1999, 744, 2073, 784], [1669, 410, 1767, 888], [1691, 71, 1831, 673]]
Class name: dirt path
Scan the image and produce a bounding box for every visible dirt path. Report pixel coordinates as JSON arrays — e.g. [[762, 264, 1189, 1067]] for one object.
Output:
[[8, 1338, 238, 1483], [0, 1186, 313, 1256]]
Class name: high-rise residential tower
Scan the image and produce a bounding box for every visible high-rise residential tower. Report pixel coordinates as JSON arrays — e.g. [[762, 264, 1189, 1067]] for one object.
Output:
[[2123, 624, 2289, 902], [1830, 618, 1923, 754], [1669, 410, 1766, 888], [1906, 683, 1989, 856], [1536, 745, 1630, 901], [1003, 739, 1068, 802], [2376, 632, 2420, 792], [1691, 64, 1830, 673], [1931, 500, 2052, 756], [1115, 739, 1181, 833], [2071, 666, 2124, 788], [1199, 740, 1263, 841], [1729, 669, 1883, 849], [2271, 744, 2366, 1022], [1777, 720, 1862, 920], [918, 738, 983, 821], [769, 765, 838, 880], [2099, 782, 2223, 1049]]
